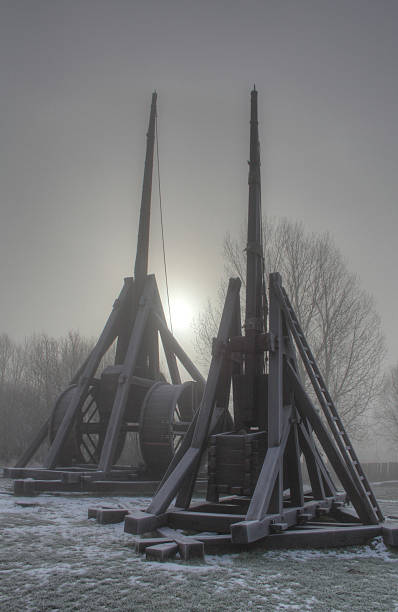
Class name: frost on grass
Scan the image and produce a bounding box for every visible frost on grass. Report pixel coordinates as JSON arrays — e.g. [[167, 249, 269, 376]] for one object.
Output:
[[1, 479, 398, 611]]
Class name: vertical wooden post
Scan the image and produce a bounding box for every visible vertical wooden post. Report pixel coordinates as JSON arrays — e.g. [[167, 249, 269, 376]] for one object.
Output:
[[268, 273, 283, 448]]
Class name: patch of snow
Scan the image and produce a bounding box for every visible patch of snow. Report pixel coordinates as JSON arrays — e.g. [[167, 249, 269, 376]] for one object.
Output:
[[142, 560, 220, 572], [266, 536, 398, 563]]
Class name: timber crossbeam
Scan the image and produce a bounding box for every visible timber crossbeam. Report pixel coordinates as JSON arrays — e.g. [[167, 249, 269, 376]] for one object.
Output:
[[127, 520, 389, 560]]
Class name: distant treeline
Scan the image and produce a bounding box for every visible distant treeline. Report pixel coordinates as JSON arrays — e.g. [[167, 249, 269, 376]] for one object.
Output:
[[0, 331, 94, 463]]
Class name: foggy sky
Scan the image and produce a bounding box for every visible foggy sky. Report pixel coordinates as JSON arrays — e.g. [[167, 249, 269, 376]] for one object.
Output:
[[1, 0, 398, 365]]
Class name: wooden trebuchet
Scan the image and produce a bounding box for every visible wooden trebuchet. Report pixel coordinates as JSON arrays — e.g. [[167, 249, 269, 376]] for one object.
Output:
[[123, 88, 396, 561], [5, 93, 211, 496]]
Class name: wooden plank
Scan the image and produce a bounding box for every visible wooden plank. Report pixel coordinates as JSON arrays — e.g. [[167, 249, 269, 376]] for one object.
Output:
[[87, 505, 120, 519], [267, 273, 283, 447], [231, 517, 273, 543], [13, 479, 37, 496], [190, 279, 241, 452], [124, 510, 168, 535], [96, 509, 129, 524], [157, 526, 204, 560], [168, 510, 244, 532], [246, 407, 291, 521], [298, 422, 326, 500], [298, 421, 336, 496], [175, 405, 229, 508], [263, 524, 382, 549], [133, 93, 157, 291], [232, 500, 326, 544], [189, 502, 250, 515], [147, 315, 160, 379], [147, 447, 201, 514], [284, 421, 304, 507], [155, 310, 205, 387], [14, 419, 50, 468], [85, 479, 162, 495], [13, 479, 85, 494], [382, 525, 398, 547], [195, 534, 234, 553], [98, 275, 156, 472], [152, 288, 182, 386], [146, 542, 179, 561], [135, 537, 172, 553]]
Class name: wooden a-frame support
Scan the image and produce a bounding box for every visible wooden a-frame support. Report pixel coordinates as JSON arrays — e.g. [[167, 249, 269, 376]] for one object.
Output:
[[124, 273, 386, 557], [6, 92, 208, 493], [7, 274, 205, 483]]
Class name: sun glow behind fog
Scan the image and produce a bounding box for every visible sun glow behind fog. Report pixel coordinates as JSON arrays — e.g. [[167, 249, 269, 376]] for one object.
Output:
[[169, 296, 194, 333]]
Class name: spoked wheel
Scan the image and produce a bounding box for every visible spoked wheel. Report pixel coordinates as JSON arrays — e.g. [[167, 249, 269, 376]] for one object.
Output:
[[139, 381, 200, 477], [49, 381, 125, 466], [74, 383, 104, 464]]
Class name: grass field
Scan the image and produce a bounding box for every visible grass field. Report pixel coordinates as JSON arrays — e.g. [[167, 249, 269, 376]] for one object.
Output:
[[1, 478, 398, 611]]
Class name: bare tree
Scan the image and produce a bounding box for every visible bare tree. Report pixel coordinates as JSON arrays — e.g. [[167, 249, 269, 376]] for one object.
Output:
[[194, 217, 385, 439], [379, 363, 398, 443], [0, 331, 94, 462]]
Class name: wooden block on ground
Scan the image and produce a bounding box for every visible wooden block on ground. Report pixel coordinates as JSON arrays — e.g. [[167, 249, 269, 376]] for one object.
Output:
[[196, 533, 235, 553], [264, 524, 382, 549], [124, 510, 168, 534], [135, 538, 173, 553], [145, 542, 179, 561], [168, 510, 244, 533], [178, 540, 204, 560], [231, 518, 272, 543], [14, 479, 37, 496], [97, 508, 129, 524], [382, 524, 398, 547], [157, 526, 204, 560], [87, 505, 117, 520]]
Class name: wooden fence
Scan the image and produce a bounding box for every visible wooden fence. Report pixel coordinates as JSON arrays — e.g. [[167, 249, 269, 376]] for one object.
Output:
[[362, 462, 398, 482]]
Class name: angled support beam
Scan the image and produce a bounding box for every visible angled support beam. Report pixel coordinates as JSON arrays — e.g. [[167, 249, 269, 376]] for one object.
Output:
[[298, 422, 326, 500], [267, 273, 283, 447], [146, 278, 241, 516], [286, 361, 378, 525], [43, 279, 132, 469], [175, 405, 229, 509], [284, 420, 305, 507], [98, 275, 157, 473], [147, 447, 201, 514], [14, 419, 50, 468], [298, 420, 336, 497], [154, 311, 205, 388], [152, 287, 182, 385], [245, 406, 291, 521]]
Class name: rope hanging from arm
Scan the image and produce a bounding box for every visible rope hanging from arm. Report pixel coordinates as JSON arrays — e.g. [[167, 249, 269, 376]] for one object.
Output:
[[155, 110, 173, 334]]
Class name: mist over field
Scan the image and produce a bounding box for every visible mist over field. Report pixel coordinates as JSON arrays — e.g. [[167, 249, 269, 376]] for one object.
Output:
[[1, 2, 398, 610]]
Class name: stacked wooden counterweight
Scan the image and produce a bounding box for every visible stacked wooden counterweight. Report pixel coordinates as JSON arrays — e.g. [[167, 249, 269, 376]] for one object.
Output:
[[207, 431, 267, 499], [119, 87, 398, 561], [4, 93, 209, 496]]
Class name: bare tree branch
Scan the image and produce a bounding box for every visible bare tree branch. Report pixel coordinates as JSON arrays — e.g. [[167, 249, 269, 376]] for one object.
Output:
[[194, 217, 385, 440]]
